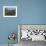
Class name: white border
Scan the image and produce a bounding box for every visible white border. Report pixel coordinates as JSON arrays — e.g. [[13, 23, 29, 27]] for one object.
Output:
[[18, 25, 20, 43], [3, 6, 17, 17]]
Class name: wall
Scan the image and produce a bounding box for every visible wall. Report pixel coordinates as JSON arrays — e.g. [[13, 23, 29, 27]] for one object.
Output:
[[0, 0, 46, 44]]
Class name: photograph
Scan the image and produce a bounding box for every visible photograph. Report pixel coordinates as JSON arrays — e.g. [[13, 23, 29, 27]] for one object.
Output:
[[3, 6, 17, 17], [18, 24, 46, 46]]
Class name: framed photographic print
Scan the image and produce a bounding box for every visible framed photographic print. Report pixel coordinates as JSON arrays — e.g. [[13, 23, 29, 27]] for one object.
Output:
[[18, 24, 46, 42], [3, 6, 17, 17]]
